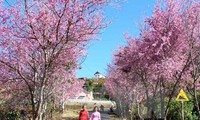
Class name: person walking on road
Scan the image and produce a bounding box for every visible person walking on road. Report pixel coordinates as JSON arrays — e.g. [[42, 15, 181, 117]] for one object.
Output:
[[90, 106, 101, 120], [79, 105, 90, 120]]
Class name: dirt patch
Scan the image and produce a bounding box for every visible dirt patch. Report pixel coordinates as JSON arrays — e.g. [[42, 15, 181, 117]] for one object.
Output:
[[52, 109, 79, 120]]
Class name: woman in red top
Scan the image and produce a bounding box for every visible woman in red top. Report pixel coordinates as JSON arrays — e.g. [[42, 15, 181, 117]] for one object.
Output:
[[79, 105, 90, 120]]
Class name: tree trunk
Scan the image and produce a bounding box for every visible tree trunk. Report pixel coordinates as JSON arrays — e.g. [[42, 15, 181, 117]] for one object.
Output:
[[137, 103, 142, 119], [194, 82, 200, 119], [35, 85, 45, 120], [164, 57, 190, 118], [160, 79, 164, 119], [164, 78, 179, 119], [143, 86, 151, 118]]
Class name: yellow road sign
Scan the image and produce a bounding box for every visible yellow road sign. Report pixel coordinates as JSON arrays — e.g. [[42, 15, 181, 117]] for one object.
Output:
[[176, 89, 189, 102]]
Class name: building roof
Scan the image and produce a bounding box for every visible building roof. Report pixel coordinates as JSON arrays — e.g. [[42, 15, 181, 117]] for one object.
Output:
[[94, 71, 100, 75]]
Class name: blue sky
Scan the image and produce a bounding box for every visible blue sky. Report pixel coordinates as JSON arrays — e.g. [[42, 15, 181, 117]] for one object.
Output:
[[77, 0, 156, 78]]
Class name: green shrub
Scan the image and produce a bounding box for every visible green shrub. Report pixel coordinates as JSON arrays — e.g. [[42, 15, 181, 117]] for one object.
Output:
[[6, 109, 20, 120], [167, 99, 198, 120], [0, 110, 6, 119]]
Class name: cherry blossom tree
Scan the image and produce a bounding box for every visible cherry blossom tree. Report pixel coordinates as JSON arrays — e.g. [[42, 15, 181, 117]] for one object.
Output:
[[106, 65, 144, 119], [181, 1, 200, 117], [0, 0, 107, 119], [106, 0, 200, 119]]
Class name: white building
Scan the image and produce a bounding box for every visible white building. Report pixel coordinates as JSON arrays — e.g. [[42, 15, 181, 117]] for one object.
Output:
[[94, 71, 105, 79]]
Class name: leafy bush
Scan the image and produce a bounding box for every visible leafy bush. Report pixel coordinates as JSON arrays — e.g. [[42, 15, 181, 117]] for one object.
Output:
[[6, 109, 20, 120], [0, 110, 7, 119], [167, 99, 198, 120], [0, 109, 20, 120]]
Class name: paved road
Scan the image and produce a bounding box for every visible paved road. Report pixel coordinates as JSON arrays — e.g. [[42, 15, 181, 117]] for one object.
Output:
[[89, 110, 110, 120]]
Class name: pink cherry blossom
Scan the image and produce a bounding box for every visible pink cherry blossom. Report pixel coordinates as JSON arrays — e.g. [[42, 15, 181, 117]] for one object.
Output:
[[0, 0, 107, 119]]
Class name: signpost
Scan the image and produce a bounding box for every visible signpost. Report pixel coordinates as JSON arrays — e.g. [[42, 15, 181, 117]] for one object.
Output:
[[176, 89, 189, 120]]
